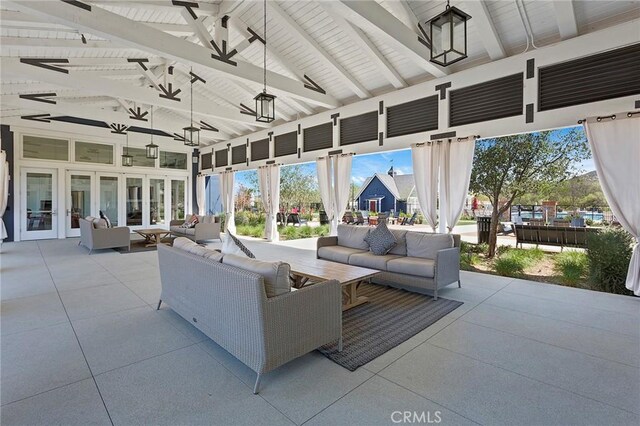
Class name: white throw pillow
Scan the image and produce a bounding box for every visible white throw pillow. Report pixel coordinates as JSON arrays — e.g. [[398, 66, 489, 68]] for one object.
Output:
[[221, 233, 255, 258]]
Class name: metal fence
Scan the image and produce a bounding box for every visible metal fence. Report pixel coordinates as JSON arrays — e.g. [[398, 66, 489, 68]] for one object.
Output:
[[510, 205, 614, 223]]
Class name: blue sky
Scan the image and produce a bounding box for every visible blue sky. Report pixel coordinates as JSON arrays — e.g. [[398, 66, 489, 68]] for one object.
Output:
[[235, 126, 594, 189]]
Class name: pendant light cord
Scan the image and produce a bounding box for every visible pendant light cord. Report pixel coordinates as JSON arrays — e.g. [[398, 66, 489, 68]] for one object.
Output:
[[190, 67, 194, 126], [150, 106, 154, 144], [263, 0, 267, 93]]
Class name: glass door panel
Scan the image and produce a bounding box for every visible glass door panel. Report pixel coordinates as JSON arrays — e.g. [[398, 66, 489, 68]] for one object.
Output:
[[21, 168, 58, 240], [66, 172, 93, 237], [171, 179, 186, 221], [126, 177, 144, 227], [98, 175, 119, 226], [149, 178, 165, 226]]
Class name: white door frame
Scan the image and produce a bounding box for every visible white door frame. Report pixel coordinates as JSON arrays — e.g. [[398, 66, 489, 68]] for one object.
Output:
[[20, 167, 58, 240]]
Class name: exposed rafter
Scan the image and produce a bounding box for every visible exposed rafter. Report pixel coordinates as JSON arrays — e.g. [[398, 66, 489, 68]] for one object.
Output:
[[383, 0, 420, 33], [1, 57, 268, 127], [267, 1, 371, 99], [336, 0, 447, 78], [462, 1, 506, 60], [7, 0, 340, 109], [319, 2, 407, 90], [552, 0, 579, 40]]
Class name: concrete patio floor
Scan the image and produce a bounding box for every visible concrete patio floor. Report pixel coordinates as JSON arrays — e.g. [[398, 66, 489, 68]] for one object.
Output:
[[1, 237, 638, 425]]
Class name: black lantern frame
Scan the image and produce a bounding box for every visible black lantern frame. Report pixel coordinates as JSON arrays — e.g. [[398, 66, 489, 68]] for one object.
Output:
[[429, 3, 470, 67], [254, 91, 276, 123], [183, 125, 200, 147], [145, 141, 159, 159], [121, 148, 133, 167]]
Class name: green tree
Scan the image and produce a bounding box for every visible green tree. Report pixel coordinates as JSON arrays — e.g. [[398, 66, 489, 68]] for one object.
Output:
[[469, 129, 589, 257], [246, 164, 320, 212]]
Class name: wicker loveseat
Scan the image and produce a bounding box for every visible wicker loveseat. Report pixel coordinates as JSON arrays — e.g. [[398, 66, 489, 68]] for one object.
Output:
[[157, 243, 342, 394], [169, 215, 221, 242], [78, 218, 130, 253], [317, 225, 461, 300]]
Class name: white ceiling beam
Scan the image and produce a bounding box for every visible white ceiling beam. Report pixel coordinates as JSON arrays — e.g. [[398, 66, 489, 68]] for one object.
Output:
[[462, 1, 506, 60], [92, 1, 219, 16], [1, 57, 267, 127], [7, 0, 339, 109], [0, 36, 113, 49], [267, 1, 371, 99], [552, 0, 579, 40], [337, 0, 447, 78], [319, 2, 406, 89], [383, 0, 419, 33]]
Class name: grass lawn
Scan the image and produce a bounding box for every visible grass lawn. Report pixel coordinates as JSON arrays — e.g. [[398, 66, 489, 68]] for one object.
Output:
[[456, 219, 477, 225]]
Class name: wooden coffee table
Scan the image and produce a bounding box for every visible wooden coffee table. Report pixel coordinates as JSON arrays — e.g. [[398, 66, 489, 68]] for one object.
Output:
[[135, 228, 172, 247], [286, 258, 379, 311]]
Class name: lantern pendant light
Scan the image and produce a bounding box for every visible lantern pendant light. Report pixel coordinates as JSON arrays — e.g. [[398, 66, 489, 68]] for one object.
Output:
[[145, 106, 159, 159], [429, 0, 471, 67], [122, 132, 133, 167], [183, 67, 200, 147], [254, 0, 276, 123]]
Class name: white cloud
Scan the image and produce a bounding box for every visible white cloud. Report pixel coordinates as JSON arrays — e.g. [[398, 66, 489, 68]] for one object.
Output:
[[352, 176, 367, 184]]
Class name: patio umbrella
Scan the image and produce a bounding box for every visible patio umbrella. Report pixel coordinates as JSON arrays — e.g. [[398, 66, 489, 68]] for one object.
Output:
[[0, 150, 8, 240]]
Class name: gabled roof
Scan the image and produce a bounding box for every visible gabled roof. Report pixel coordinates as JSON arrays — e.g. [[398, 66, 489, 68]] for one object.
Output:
[[355, 173, 416, 201]]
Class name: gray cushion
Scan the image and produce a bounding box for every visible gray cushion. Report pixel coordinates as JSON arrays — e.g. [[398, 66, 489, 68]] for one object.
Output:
[[93, 218, 108, 229], [336, 224, 370, 250], [222, 233, 255, 258], [170, 225, 184, 233], [386, 256, 436, 278], [172, 237, 223, 261], [388, 229, 408, 255], [223, 253, 290, 297], [317, 246, 367, 264], [364, 221, 396, 255], [348, 252, 402, 270], [406, 232, 454, 260]]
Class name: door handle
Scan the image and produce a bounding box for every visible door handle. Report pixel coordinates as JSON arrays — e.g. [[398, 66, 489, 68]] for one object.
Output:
[[66, 209, 71, 216], [51, 210, 58, 216]]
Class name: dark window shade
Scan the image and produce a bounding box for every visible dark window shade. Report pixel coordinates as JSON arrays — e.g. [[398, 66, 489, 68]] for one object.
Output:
[[201, 152, 212, 170], [386, 96, 438, 138], [340, 111, 378, 146], [450, 73, 523, 127], [274, 131, 297, 157], [215, 149, 228, 168], [303, 122, 333, 152], [539, 43, 640, 111], [251, 138, 269, 161], [231, 145, 246, 165]]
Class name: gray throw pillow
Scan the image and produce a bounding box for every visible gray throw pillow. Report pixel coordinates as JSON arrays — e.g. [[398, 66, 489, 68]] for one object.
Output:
[[364, 221, 397, 255]]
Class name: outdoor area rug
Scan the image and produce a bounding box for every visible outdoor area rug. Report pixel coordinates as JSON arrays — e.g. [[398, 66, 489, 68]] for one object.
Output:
[[112, 238, 174, 254], [318, 283, 463, 371]]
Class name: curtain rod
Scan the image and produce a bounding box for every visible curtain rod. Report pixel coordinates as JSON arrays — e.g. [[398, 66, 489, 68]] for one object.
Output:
[[577, 110, 639, 124], [413, 135, 479, 147], [316, 152, 354, 160]]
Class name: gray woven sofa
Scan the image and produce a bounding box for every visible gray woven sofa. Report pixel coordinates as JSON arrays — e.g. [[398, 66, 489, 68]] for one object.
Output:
[[79, 218, 130, 253], [169, 215, 221, 242], [317, 224, 461, 300], [157, 241, 342, 394]]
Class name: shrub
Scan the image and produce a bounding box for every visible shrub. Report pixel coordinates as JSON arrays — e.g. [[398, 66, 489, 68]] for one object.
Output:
[[586, 227, 634, 294], [585, 218, 594, 226], [234, 211, 249, 226], [314, 225, 330, 237], [460, 253, 480, 271], [526, 247, 545, 262], [496, 244, 511, 257], [553, 251, 588, 286], [298, 226, 313, 238], [493, 251, 529, 277], [281, 226, 298, 240]]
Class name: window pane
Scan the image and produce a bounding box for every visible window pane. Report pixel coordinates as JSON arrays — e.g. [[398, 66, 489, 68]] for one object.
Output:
[[160, 151, 188, 170], [124, 147, 155, 167], [126, 177, 143, 226], [100, 176, 118, 226], [150, 178, 165, 225], [75, 142, 114, 164], [26, 172, 53, 231], [70, 174, 92, 229], [23, 136, 69, 161], [171, 180, 185, 220]]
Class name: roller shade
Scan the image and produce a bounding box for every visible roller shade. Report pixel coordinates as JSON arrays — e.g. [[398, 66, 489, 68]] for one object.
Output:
[[201, 152, 212, 170], [387, 96, 438, 138], [251, 138, 269, 161], [215, 149, 228, 168], [232, 144, 247, 165], [303, 122, 333, 152], [340, 111, 378, 146], [274, 131, 297, 157]]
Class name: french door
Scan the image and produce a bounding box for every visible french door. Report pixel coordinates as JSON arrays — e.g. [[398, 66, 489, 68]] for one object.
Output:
[[126, 175, 187, 230], [66, 171, 122, 237], [21, 168, 58, 240]]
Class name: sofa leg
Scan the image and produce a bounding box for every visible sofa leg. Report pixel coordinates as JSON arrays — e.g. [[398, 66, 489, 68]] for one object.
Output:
[[156, 299, 162, 310], [88, 249, 92, 255], [458, 279, 462, 288], [338, 336, 343, 352], [433, 287, 438, 301], [253, 373, 262, 395]]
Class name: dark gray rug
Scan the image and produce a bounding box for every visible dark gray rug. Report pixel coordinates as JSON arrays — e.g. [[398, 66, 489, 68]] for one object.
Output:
[[318, 284, 463, 371], [112, 237, 175, 254]]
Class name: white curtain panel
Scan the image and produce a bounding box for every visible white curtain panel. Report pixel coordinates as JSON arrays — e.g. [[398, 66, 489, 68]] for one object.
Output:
[[219, 171, 236, 234], [0, 151, 8, 240], [258, 164, 280, 242], [196, 175, 206, 216], [442, 139, 476, 232], [316, 156, 335, 233], [332, 154, 353, 236], [585, 116, 640, 295], [412, 142, 440, 231]]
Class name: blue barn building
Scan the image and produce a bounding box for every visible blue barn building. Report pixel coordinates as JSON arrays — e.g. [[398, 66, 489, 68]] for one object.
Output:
[[355, 168, 417, 214]]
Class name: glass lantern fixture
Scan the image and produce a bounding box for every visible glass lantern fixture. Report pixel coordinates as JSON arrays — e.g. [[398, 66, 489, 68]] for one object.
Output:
[[429, 0, 471, 67], [254, 91, 276, 123], [183, 125, 200, 147], [122, 133, 133, 167]]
